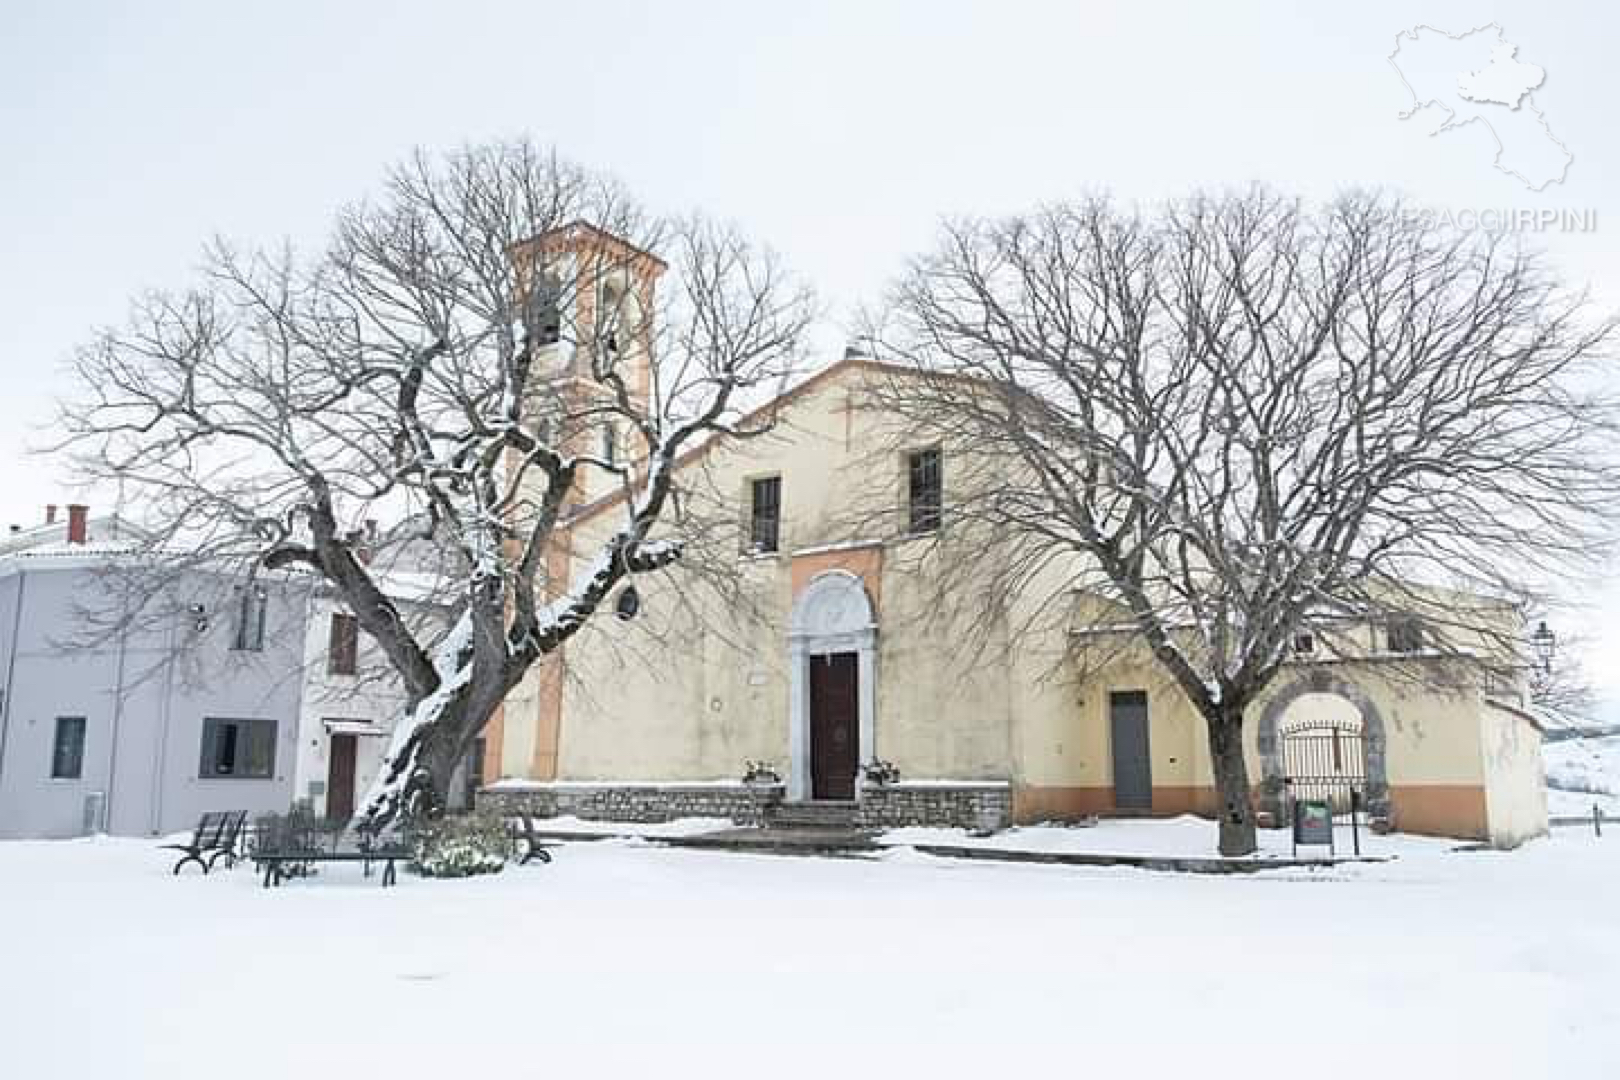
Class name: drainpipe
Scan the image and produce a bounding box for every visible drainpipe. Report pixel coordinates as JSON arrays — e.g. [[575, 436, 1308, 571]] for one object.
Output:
[[0, 570, 28, 811], [101, 598, 132, 835]]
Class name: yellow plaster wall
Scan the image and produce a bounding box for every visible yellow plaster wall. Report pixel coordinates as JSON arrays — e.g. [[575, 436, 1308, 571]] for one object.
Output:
[[495, 360, 1532, 846], [514, 363, 1018, 784]]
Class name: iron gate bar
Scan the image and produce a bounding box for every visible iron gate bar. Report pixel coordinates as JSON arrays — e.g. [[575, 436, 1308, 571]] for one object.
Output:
[[1280, 723, 1368, 813]]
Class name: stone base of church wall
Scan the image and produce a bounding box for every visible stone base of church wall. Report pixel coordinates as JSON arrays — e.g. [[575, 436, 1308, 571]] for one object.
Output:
[[478, 780, 1015, 831], [477, 782, 784, 825], [854, 782, 1012, 831]]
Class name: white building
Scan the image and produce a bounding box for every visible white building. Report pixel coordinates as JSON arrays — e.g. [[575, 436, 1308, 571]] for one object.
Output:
[[292, 571, 455, 819], [0, 507, 313, 837], [0, 505, 448, 837]]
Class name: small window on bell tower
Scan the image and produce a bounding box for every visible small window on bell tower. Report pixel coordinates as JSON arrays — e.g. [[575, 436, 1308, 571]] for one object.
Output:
[[530, 273, 562, 347], [599, 280, 625, 358]]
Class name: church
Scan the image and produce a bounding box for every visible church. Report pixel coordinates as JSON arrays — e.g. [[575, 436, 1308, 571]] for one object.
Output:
[[481, 224, 1549, 848]]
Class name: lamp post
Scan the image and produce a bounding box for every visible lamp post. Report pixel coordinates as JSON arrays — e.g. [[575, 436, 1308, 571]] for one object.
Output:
[[1531, 620, 1556, 677]]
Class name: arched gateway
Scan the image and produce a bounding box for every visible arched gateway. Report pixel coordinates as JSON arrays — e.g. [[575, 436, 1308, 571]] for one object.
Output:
[[1256, 669, 1390, 821], [786, 571, 877, 802]]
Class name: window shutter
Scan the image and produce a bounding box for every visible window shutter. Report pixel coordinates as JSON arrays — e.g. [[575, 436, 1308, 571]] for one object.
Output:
[[328, 613, 358, 675]]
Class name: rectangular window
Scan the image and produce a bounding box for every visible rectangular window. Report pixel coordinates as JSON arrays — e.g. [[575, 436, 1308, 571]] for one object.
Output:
[[749, 476, 781, 554], [601, 423, 617, 466], [232, 584, 268, 651], [907, 448, 943, 534], [530, 276, 561, 346], [50, 717, 86, 780], [1387, 618, 1425, 654], [199, 718, 278, 779], [328, 613, 359, 676]]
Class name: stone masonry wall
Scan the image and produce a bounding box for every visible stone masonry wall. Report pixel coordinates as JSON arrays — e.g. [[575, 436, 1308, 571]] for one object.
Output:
[[854, 783, 1012, 831], [479, 780, 1012, 831], [479, 783, 783, 825]]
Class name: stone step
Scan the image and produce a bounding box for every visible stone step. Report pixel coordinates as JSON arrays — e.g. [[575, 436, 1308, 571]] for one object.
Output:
[[770, 801, 859, 828]]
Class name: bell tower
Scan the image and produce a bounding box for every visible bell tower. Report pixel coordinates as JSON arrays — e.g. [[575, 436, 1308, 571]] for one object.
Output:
[[493, 222, 667, 785], [510, 221, 666, 504]]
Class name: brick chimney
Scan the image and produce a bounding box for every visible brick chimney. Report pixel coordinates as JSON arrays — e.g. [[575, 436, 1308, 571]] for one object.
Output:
[[66, 504, 89, 545]]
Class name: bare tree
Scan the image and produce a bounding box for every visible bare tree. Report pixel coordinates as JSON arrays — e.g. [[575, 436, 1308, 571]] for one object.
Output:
[[58, 139, 814, 827], [872, 189, 1619, 855]]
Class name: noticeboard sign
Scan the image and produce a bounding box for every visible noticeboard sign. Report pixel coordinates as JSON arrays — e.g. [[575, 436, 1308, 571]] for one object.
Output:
[[1293, 799, 1334, 847]]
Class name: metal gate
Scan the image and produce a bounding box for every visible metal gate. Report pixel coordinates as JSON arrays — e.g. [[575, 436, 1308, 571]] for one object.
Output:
[[1280, 721, 1366, 812]]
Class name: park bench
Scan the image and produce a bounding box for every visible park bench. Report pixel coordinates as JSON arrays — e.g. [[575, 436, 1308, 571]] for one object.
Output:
[[507, 814, 558, 865], [252, 813, 411, 888], [161, 810, 247, 875]]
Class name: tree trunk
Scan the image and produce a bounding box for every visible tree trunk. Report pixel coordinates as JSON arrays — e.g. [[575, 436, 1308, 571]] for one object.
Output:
[[360, 637, 522, 830], [1205, 707, 1257, 857]]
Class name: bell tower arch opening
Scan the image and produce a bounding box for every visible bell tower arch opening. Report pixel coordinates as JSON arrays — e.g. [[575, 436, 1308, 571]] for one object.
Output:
[[509, 221, 667, 502]]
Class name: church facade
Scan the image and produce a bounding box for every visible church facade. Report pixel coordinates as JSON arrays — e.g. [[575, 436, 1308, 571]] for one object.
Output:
[[482, 228, 1549, 848]]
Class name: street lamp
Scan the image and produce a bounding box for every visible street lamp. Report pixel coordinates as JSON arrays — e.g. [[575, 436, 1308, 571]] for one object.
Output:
[[1531, 620, 1556, 675]]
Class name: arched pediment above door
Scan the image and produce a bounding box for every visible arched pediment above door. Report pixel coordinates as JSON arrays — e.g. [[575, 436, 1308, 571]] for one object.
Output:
[[790, 570, 874, 641]]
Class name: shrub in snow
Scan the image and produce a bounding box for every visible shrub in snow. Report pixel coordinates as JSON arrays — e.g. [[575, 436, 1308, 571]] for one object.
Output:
[[862, 759, 901, 787], [411, 810, 510, 879], [742, 760, 781, 784]]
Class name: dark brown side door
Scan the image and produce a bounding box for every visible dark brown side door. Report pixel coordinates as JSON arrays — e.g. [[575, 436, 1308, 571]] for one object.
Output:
[[809, 652, 859, 800], [327, 733, 357, 821]]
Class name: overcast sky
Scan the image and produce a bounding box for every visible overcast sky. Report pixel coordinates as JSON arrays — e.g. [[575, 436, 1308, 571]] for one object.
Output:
[[2, 0, 1616, 697]]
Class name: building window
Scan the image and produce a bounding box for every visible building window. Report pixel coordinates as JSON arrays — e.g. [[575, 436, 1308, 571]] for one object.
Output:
[[50, 716, 86, 780], [199, 718, 277, 779], [906, 448, 943, 534], [328, 613, 359, 676], [232, 584, 268, 651], [530, 273, 562, 346], [601, 423, 617, 466], [1293, 632, 1315, 655], [1387, 617, 1425, 654], [749, 476, 781, 554]]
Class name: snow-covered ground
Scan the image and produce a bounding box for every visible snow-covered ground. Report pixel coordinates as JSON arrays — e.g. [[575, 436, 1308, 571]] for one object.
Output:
[[1549, 784, 1620, 816], [881, 815, 1445, 859], [1545, 733, 1620, 816], [1, 831, 1615, 1078], [529, 813, 737, 838]]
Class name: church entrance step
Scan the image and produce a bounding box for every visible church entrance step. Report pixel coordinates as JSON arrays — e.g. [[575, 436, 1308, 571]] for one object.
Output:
[[769, 800, 859, 828]]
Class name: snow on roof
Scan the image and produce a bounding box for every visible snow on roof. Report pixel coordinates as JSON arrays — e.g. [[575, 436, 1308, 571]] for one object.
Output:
[[0, 513, 151, 557], [0, 543, 148, 577], [0, 543, 433, 607]]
